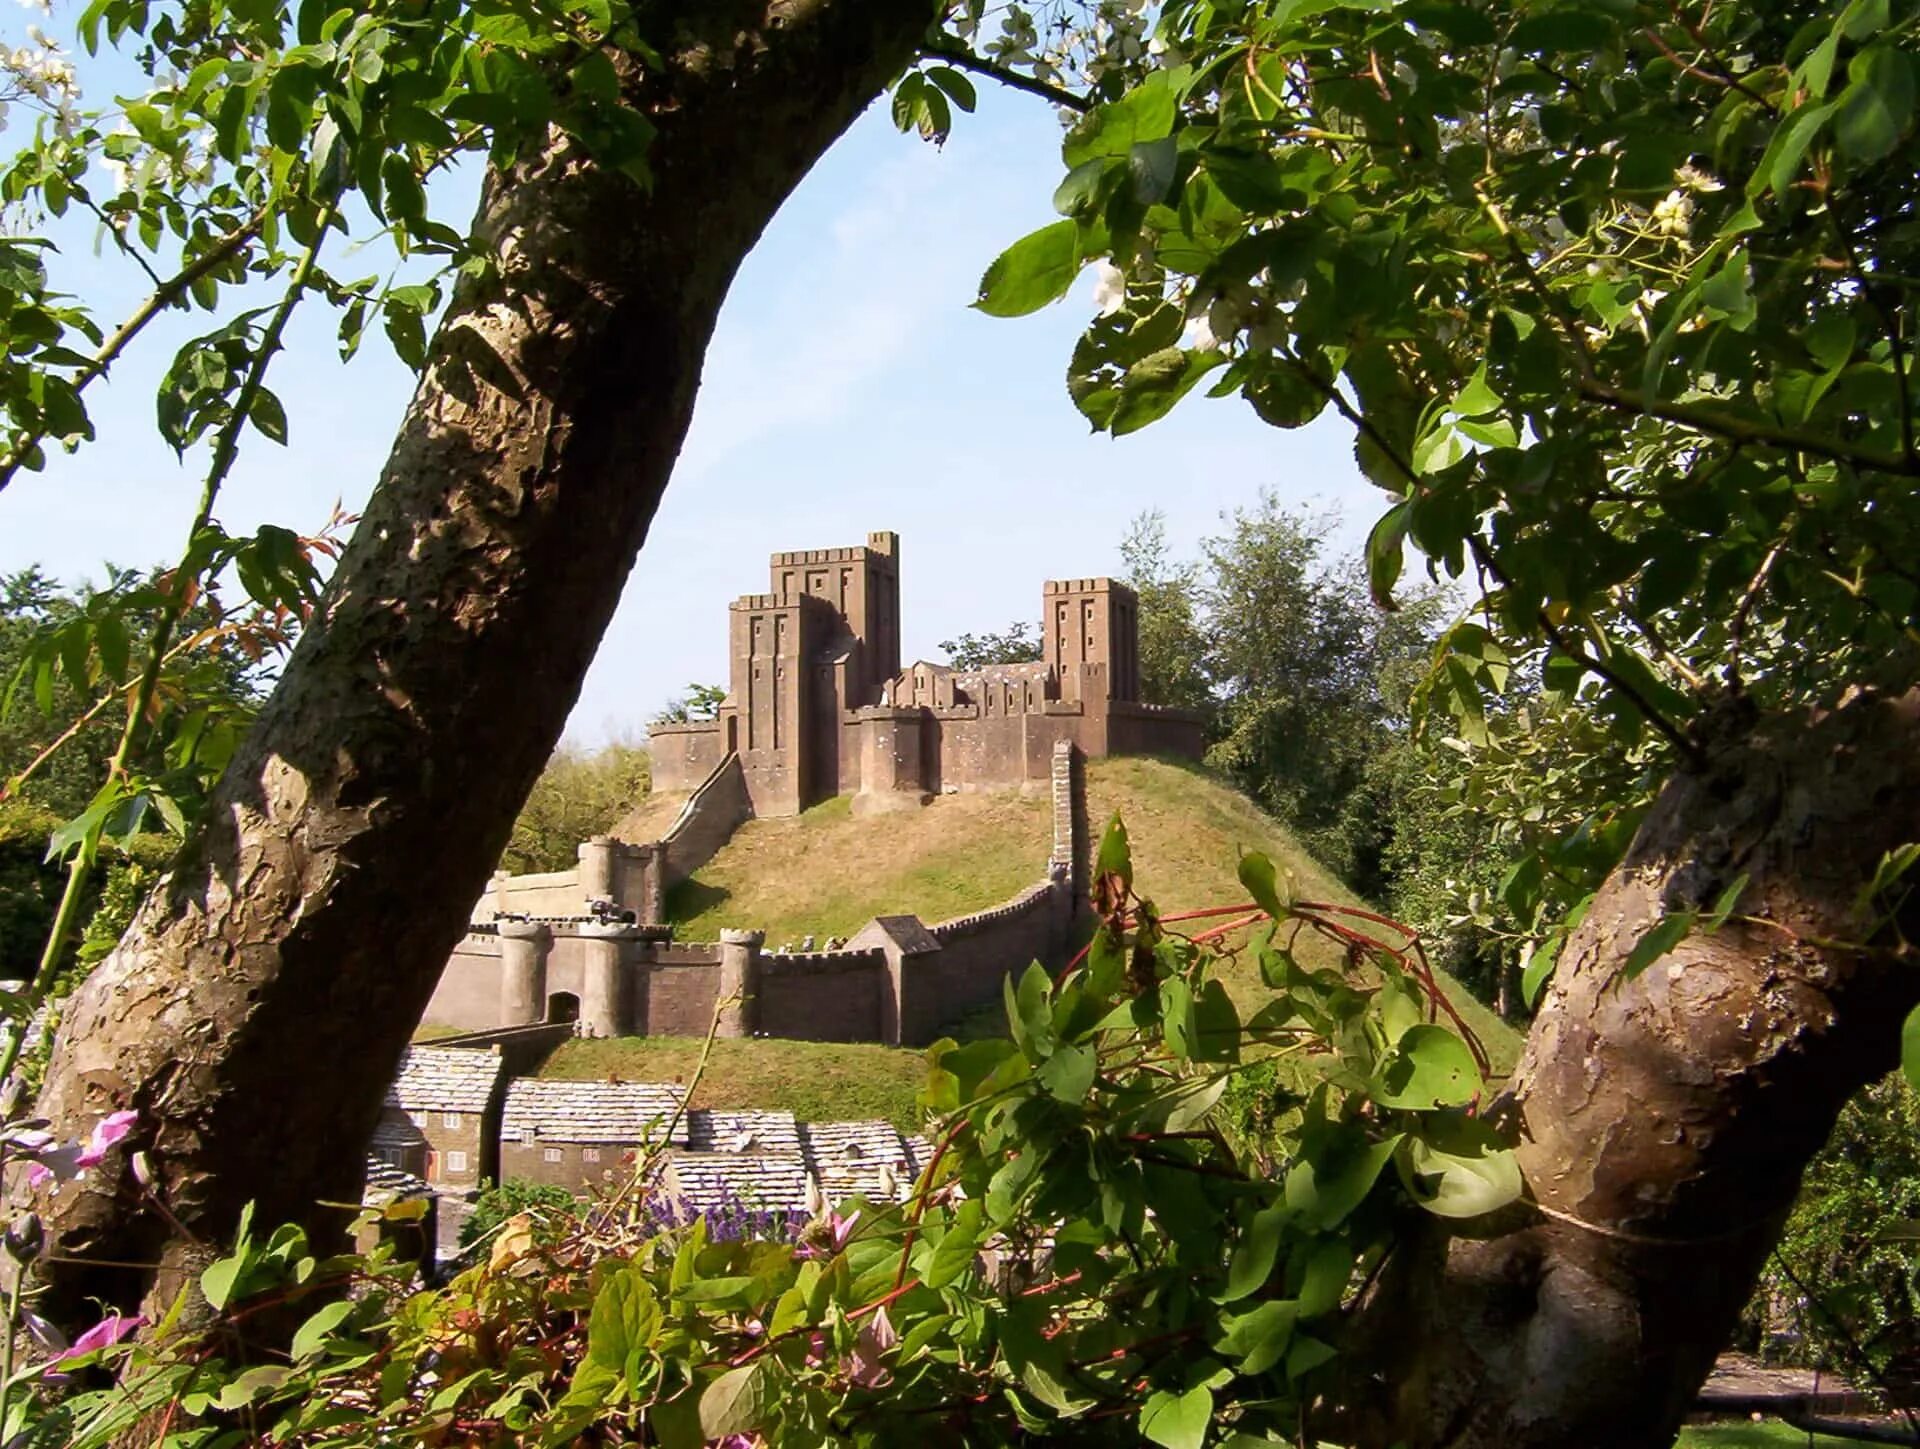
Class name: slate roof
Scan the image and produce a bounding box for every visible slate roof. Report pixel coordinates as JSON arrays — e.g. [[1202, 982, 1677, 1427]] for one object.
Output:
[[385, 1046, 507, 1115], [848, 915, 942, 955], [501, 1079, 689, 1145], [802, 1121, 927, 1204], [657, 1114, 928, 1216], [363, 1155, 433, 1202], [661, 1152, 812, 1215], [684, 1108, 802, 1155]]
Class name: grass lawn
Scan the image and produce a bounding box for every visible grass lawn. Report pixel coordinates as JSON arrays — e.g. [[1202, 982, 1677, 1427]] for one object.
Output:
[[1675, 1423, 1865, 1447], [537, 1035, 929, 1131]]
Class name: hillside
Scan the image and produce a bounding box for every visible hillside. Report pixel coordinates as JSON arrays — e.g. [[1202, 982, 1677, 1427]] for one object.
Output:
[[658, 756, 1518, 1072]]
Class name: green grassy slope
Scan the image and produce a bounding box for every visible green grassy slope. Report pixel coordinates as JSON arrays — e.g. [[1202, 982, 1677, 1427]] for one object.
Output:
[[660, 756, 1518, 1074]]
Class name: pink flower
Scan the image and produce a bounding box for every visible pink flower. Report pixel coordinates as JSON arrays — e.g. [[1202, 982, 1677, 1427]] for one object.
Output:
[[21, 1111, 136, 1190], [44, 1312, 143, 1378], [76, 1111, 137, 1170], [797, 1208, 861, 1262], [829, 1209, 860, 1250], [25, 1145, 82, 1191], [847, 1305, 897, 1389]]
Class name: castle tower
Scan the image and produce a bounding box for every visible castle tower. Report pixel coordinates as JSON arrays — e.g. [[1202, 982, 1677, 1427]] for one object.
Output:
[[1043, 578, 1140, 703], [766, 532, 900, 701], [728, 592, 824, 816]]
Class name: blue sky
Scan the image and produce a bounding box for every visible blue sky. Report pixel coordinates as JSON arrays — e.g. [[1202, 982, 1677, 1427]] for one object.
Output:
[[0, 22, 1386, 744]]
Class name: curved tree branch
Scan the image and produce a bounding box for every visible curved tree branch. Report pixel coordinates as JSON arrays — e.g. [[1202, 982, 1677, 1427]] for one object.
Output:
[[920, 36, 1092, 113]]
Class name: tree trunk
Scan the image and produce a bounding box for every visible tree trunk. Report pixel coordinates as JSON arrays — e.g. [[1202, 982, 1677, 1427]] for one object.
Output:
[[24, 0, 937, 1322], [1354, 689, 1920, 1448]]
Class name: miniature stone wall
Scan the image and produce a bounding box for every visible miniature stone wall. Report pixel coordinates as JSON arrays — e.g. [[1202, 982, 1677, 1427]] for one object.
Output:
[[471, 836, 664, 924], [422, 744, 1090, 1049], [757, 946, 890, 1041], [656, 753, 751, 887]]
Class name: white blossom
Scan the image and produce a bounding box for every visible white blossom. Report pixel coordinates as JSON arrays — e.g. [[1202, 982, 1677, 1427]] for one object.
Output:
[[1674, 162, 1725, 193], [1091, 259, 1127, 316], [1651, 190, 1694, 237]]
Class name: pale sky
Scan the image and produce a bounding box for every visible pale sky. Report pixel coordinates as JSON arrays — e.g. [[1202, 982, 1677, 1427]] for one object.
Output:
[[0, 19, 1385, 744]]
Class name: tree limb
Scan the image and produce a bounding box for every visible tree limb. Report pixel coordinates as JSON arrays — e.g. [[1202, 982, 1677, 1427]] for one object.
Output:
[[919, 37, 1092, 113]]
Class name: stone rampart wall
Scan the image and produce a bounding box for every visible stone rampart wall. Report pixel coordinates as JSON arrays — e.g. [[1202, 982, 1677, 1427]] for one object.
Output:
[[649, 720, 727, 795], [474, 869, 582, 922], [645, 961, 722, 1036], [917, 881, 1066, 1030], [759, 947, 888, 1041], [660, 753, 751, 887]]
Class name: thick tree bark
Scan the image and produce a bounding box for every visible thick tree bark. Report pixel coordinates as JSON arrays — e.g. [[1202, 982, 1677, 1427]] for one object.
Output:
[[1354, 690, 1920, 1448], [24, 0, 938, 1321]]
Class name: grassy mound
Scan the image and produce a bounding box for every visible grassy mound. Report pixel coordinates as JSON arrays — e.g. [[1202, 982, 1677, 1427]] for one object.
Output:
[[661, 756, 1517, 1073], [666, 790, 1051, 945]]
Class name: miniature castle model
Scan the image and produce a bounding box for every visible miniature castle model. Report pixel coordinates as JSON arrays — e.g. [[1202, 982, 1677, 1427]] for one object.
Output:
[[647, 531, 1202, 816], [419, 533, 1203, 1050]]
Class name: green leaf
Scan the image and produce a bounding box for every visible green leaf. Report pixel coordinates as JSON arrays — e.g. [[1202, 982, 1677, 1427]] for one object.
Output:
[[974, 220, 1082, 318], [1110, 347, 1224, 436], [1038, 1042, 1095, 1102], [1902, 1002, 1920, 1093], [1835, 47, 1915, 163], [1754, 99, 1838, 197], [1007, 961, 1056, 1060], [1400, 1116, 1525, 1219], [1237, 850, 1289, 920], [1140, 1384, 1211, 1449], [291, 1299, 354, 1360], [1096, 813, 1133, 890], [1285, 1135, 1401, 1229], [1365, 502, 1410, 608], [249, 387, 289, 445], [1063, 69, 1183, 168], [1451, 362, 1500, 418], [1372, 1025, 1480, 1110], [1160, 975, 1196, 1061], [924, 1200, 985, 1288], [1161, 1073, 1230, 1132], [926, 66, 977, 113], [201, 1251, 247, 1311], [1213, 1299, 1295, 1375], [1620, 911, 1696, 982], [1220, 1201, 1286, 1303], [1129, 136, 1179, 205], [1521, 938, 1559, 1008], [699, 1362, 770, 1439], [1701, 873, 1750, 932]]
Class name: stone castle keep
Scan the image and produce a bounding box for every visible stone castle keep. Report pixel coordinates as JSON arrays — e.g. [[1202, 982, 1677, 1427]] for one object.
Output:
[[418, 533, 1202, 1048], [647, 531, 1202, 815]]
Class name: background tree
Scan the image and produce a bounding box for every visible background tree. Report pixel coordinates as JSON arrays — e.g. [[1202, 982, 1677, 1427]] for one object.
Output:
[[1115, 498, 1446, 887], [1117, 508, 1212, 712], [649, 682, 726, 725], [939, 620, 1043, 669], [970, 0, 1920, 1439], [18, 0, 946, 1325], [499, 735, 651, 873]]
